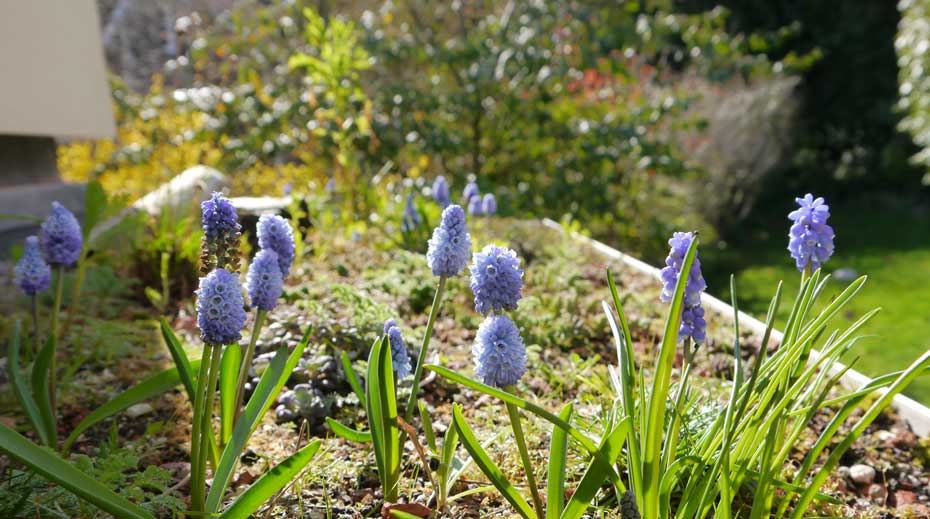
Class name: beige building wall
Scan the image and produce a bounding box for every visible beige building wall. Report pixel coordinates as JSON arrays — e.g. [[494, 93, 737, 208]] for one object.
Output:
[[0, 0, 116, 140]]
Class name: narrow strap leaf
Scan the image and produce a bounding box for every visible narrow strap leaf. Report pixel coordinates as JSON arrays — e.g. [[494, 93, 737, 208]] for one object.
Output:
[[561, 418, 631, 519], [0, 424, 155, 519], [218, 440, 321, 519], [31, 335, 57, 447], [325, 417, 372, 442], [452, 405, 536, 519], [340, 349, 367, 408], [8, 322, 50, 446], [63, 361, 201, 452], [546, 403, 573, 519]]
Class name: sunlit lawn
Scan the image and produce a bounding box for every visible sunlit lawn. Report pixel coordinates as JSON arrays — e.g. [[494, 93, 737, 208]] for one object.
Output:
[[703, 193, 930, 404]]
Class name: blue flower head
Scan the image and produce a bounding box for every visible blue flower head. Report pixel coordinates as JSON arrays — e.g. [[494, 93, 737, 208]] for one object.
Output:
[[467, 195, 483, 216], [39, 201, 82, 266], [463, 182, 479, 204], [383, 318, 397, 335], [246, 249, 284, 311], [402, 194, 421, 233], [386, 324, 412, 379], [788, 194, 834, 272], [426, 204, 472, 277], [196, 269, 247, 345], [472, 315, 527, 388], [470, 245, 523, 315], [201, 193, 241, 274], [482, 194, 497, 215], [659, 232, 707, 344], [257, 214, 296, 277], [15, 236, 51, 296], [433, 176, 450, 208]]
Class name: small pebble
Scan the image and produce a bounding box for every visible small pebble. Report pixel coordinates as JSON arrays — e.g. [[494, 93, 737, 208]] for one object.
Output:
[[849, 464, 876, 485], [125, 403, 153, 418]]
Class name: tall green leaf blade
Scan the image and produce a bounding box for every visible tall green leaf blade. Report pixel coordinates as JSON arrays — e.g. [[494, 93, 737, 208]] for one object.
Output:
[[205, 344, 295, 513], [561, 418, 631, 519], [218, 440, 321, 519], [63, 362, 201, 452], [418, 400, 437, 452], [31, 335, 57, 446], [642, 237, 698, 519], [547, 403, 573, 519], [220, 345, 242, 446], [0, 424, 155, 519], [452, 405, 536, 519], [8, 322, 50, 445], [340, 350, 367, 407], [325, 417, 372, 442], [377, 334, 400, 500], [366, 338, 387, 493], [159, 319, 198, 401]]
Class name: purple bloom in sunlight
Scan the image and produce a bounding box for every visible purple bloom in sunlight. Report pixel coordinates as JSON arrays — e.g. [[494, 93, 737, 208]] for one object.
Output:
[[433, 176, 451, 208], [472, 315, 526, 388], [197, 269, 247, 345], [467, 195, 483, 216], [257, 215, 295, 276], [659, 232, 707, 344], [470, 245, 523, 315], [201, 192, 240, 243], [426, 205, 472, 277], [402, 194, 421, 232], [383, 318, 397, 335], [246, 249, 284, 311], [788, 194, 834, 272], [39, 202, 82, 266], [14, 236, 51, 296], [386, 324, 412, 379], [482, 193, 497, 215], [463, 181, 479, 204]]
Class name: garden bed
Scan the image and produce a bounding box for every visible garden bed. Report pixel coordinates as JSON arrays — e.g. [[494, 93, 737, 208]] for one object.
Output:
[[2, 218, 929, 518]]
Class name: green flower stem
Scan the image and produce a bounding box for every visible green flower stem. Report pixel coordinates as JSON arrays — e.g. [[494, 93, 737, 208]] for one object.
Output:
[[48, 266, 65, 418], [31, 296, 40, 360], [505, 386, 544, 519], [189, 344, 212, 513], [233, 309, 266, 425], [404, 276, 447, 422]]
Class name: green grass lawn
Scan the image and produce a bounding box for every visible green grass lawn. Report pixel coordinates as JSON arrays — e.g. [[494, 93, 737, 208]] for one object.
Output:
[[702, 193, 930, 404]]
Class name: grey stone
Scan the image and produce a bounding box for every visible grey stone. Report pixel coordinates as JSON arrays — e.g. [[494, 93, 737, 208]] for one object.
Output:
[[849, 464, 876, 485]]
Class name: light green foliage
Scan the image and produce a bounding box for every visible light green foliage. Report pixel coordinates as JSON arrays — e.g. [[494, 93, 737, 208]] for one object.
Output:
[[897, 0, 930, 170]]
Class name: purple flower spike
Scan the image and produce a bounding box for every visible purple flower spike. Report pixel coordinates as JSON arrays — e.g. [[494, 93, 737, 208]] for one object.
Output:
[[426, 204, 472, 277], [788, 194, 834, 272], [201, 193, 242, 273], [482, 194, 497, 215], [472, 315, 527, 388], [433, 176, 450, 208], [467, 196, 483, 216], [246, 249, 284, 311], [402, 194, 421, 232], [659, 232, 707, 344], [470, 245, 523, 315], [39, 201, 82, 266], [257, 215, 295, 277], [463, 181, 479, 204], [15, 236, 51, 296], [196, 269, 247, 345], [386, 325, 412, 379], [383, 318, 397, 335]]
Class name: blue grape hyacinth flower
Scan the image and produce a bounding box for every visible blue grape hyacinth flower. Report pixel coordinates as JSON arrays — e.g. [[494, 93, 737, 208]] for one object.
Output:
[[201, 192, 242, 273], [470, 245, 523, 315], [246, 249, 284, 311], [433, 175, 450, 208], [472, 315, 527, 388], [257, 214, 296, 277], [482, 194, 497, 215], [467, 195, 483, 216], [385, 323, 412, 379], [659, 232, 707, 344], [426, 204, 472, 277], [14, 236, 51, 296], [788, 193, 834, 272], [39, 201, 82, 266], [197, 269, 247, 345], [463, 181, 479, 204], [402, 194, 421, 232]]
